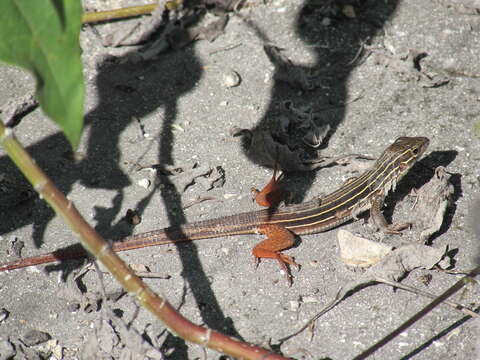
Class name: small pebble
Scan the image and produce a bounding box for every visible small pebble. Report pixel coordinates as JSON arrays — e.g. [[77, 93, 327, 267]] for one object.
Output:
[[321, 17, 331, 26], [263, 72, 271, 84], [223, 70, 241, 88], [26, 266, 41, 274], [0, 308, 9, 323], [126, 209, 141, 225], [67, 303, 80, 313], [309, 259, 320, 267], [21, 329, 51, 347]]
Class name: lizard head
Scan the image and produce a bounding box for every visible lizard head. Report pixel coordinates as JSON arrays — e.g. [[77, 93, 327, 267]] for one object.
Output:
[[375, 136, 430, 185], [391, 136, 430, 166]]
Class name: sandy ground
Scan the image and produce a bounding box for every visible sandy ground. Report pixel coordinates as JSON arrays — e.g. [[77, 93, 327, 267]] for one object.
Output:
[[0, 0, 479, 359]]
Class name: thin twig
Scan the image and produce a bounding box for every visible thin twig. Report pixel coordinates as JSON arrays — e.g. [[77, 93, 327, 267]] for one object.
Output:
[[375, 277, 479, 318], [353, 267, 480, 360], [183, 196, 219, 209], [209, 43, 242, 55], [135, 271, 171, 279]]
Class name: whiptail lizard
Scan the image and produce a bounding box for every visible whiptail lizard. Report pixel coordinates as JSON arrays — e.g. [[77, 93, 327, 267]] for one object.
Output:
[[0, 136, 429, 283]]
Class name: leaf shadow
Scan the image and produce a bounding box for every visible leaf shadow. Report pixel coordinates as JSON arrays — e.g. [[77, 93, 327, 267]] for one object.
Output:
[[0, 0, 403, 358]]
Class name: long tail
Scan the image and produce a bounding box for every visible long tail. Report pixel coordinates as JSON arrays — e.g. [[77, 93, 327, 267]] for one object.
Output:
[[0, 246, 89, 271], [0, 211, 259, 272], [0, 230, 191, 271]]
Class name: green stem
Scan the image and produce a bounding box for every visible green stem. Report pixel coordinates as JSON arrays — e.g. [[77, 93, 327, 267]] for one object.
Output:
[[0, 120, 290, 360], [82, 4, 158, 24]]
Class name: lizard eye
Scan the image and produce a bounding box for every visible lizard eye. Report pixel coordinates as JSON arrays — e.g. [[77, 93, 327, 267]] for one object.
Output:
[[412, 148, 419, 155]]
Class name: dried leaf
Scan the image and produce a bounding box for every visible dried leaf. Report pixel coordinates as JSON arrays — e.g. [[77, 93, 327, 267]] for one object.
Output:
[[412, 166, 454, 243], [245, 129, 312, 171], [111, 312, 164, 360], [281, 244, 449, 341], [160, 163, 212, 192], [367, 244, 448, 280], [233, 126, 371, 172], [195, 166, 225, 190], [82, 319, 120, 357], [283, 100, 315, 123], [264, 45, 313, 90], [109, 0, 169, 46], [303, 122, 330, 148], [191, 13, 228, 42], [41, 339, 63, 360], [337, 229, 394, 267], [375, 50, 449, 88], [204, 0, 241, 12]]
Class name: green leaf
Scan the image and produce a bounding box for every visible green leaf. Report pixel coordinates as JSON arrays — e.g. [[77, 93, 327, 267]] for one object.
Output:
[[0, 0, 84, 149]]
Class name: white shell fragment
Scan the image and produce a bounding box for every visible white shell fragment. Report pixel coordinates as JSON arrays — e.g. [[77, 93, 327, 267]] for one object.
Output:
[[223, 70, 241, 88], [130, 263, 150, 272], [137, 178, 151, 190], [342, 5, 356, 18], [337, 229, 394, 268], [301, 296, 319, 304], [289, 300, 300, 312]]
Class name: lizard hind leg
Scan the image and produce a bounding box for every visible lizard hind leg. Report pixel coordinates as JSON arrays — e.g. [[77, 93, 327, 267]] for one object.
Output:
[[253, 224, 300, 286]]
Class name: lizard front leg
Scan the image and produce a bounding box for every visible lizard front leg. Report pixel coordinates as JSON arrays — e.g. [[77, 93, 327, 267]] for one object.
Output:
[[369, 191, 410, 234], [253, 224, 300, 286]]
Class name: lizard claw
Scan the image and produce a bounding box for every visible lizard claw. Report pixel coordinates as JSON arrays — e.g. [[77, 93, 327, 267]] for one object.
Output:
[[276, 254, 300, 286], [253, 255, 261, 269], [253, 253, 299, 286]]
